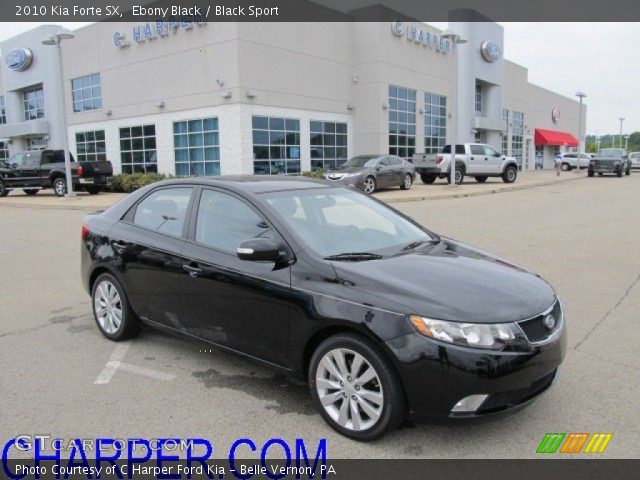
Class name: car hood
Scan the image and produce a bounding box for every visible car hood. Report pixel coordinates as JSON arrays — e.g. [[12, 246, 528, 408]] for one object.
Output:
[[331, 240, 556, 324]]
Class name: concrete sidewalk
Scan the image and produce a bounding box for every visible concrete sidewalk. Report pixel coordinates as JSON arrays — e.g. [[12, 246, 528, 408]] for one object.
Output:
[[0, 170, 586, 210]]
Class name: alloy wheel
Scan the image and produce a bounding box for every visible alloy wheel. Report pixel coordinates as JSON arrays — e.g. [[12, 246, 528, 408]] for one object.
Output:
[[94, 280, 123, 334], [363, 178, 376, 194], [315, 348, 384, 432], [54, 179, 66, 196], [508, 169, 516, 182], [455, 169, 463, 184], [403, 175, 412, 189]]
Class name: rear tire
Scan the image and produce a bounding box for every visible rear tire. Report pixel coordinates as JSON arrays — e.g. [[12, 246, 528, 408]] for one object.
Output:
[[420, 173, 436, 184], [308, 333, 406, 441], [617, 168, 623, 178], [91, 273, 141, 341], [502, 165, 517, 183], [52, 177, 67, 197], [0, 180, 8, 197], [23, 189, 38, 195], [400, 174, 412, 190], [474, 176, 488, 183]]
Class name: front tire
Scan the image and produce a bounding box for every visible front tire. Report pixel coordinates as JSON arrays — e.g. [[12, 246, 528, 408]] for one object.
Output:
[[52, 177, 67, 197], [625, 166, 631, 176], [420, 173, 436, 184], [0, 180, 9, 197], [400, 174, 412, 190], [91, 273, 141, 341], [309, 333, 406, 441], [502, 165, 518, 183], [84, 185, 101, 195], [561, 163, 571, 171], [617, 168, 623, 178], [588, 170, 594, 177], [474, 176, 488, 183], [363, 176, 376, 194]]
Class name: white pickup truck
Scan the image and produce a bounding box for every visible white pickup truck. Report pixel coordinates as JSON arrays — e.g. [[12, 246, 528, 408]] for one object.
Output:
[[413, 143, 519, 185]]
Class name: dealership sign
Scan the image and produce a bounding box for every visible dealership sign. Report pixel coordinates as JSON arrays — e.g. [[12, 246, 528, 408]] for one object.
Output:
[[391, 22, 450, 54], [113, 18, 205, 48], [5, 48, 33, 71], [480, 41, 501, 62], [552, 107, 560, 123]]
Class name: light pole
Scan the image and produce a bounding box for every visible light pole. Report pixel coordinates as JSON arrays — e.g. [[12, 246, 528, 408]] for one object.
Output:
[[624, 134, 629, 152], [441, 30, 467, 186], [575, 92, 586, 172], [42, 29, 75, 197], [618, 117, 625, 148]]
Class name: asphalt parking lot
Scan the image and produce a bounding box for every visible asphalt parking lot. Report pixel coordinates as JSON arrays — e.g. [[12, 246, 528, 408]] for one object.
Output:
[[1, 174, 638, 459]]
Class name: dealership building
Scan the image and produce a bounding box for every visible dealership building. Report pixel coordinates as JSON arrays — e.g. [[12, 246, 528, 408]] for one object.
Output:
[[0, 21, 585, 175]]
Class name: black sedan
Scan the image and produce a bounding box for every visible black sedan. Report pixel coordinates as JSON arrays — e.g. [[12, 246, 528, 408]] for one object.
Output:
[[323, 154, 415, 194], [81, 176, 566, 441]]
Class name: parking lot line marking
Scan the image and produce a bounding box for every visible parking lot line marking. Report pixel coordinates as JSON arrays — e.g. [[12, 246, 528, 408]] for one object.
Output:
[[94, 343, 131, 384], [94, 342, 175, 384], [114, 362, 175, 381]]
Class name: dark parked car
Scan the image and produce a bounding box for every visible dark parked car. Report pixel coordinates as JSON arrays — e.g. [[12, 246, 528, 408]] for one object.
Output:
[[588, 148, 630, 177], [82, 177, 566, 440], [0, 149, 113, 197], [323, 154, 415, 194]]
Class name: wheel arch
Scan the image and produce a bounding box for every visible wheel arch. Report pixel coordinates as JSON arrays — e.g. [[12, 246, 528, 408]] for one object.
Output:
[[502, 161, 518, 173]]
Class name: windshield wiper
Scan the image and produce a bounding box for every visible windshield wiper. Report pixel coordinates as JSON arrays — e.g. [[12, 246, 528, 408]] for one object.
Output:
[[324, 252, 384, 261], [401, 236, 441, 252]]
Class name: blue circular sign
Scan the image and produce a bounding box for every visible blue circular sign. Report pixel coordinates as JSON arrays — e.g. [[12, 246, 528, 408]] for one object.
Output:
[[480, 41, 501, 63], [6, 48, 33, 71]]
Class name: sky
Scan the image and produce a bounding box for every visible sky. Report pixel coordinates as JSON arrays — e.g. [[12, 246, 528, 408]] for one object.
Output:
[[1, 21, 638, 135]]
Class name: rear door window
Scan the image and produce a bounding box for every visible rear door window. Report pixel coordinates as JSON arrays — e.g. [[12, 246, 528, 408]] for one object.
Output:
[[470, 145, 485, 155], [133, 188, 193, 237]]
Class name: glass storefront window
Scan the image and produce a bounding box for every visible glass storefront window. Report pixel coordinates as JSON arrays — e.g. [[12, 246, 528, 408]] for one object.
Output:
[[388, 85, 416, 159], [76, 130, 106, 162], [173, 118, 220, 176], [501, 108, 509, 156], [120, 124, 157, 173], [424, 92, 447, 154], [23, 85, 44, 120], [511, 111, 524, 168], [252, 116, 300, 175], [310, 121, 348, 171], [0, 96, 6, 124]]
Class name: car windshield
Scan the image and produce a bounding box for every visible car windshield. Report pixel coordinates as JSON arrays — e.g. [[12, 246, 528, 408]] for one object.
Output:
[[343, 155, 379, 168], [264, 188, 436, 257], [598, 149, 624, 158]]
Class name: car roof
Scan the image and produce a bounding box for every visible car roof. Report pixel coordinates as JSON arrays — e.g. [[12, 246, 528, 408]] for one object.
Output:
[[154, 175, 335, 194]]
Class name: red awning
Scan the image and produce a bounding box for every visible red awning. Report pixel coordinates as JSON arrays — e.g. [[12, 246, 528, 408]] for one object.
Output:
[[534, 129, 578, 147]]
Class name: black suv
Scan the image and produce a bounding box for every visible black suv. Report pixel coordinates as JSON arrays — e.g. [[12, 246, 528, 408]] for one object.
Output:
[[0, 150, 113, 197], [588, 148, 631, 177]]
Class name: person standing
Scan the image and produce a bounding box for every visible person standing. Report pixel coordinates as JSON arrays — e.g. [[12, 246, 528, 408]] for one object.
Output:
[[554, 154, 563, 176]]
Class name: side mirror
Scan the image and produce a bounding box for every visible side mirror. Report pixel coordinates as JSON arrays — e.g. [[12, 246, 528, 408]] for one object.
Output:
[[237, 238, 285, 262]]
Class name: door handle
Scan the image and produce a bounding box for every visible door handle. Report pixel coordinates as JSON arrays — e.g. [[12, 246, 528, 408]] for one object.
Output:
[[183, 264, 203, 278], [470, 157, 474, 160]]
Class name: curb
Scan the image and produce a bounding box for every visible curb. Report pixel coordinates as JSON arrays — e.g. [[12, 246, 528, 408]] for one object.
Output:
[[378, 175, 587, 204], [0, 175, 587, 211]]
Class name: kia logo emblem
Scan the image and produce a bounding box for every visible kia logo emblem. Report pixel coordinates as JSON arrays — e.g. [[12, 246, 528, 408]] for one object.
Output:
[[543, 314, 556, 330]]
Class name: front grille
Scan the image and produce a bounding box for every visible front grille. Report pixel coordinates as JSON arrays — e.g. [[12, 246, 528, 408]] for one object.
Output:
[[518, 300, 562, 343], [478, 369, 557, 413], [594, 160, 616, 167]]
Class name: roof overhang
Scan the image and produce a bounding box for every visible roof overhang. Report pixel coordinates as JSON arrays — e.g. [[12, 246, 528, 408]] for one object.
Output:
[[0, 120, 50, 140]]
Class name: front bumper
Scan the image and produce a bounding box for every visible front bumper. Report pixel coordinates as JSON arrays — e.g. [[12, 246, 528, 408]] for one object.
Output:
[[385, 322, 567, 419], [323, 175, 364, 189], [590, 163, 622, 173]]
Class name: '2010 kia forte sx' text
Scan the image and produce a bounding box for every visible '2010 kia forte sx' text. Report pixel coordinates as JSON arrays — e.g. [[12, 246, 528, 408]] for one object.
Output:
[[81, 176, 566, 441]]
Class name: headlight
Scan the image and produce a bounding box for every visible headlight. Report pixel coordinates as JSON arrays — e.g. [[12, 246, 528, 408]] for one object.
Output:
[[409, 315, 523, 351]]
